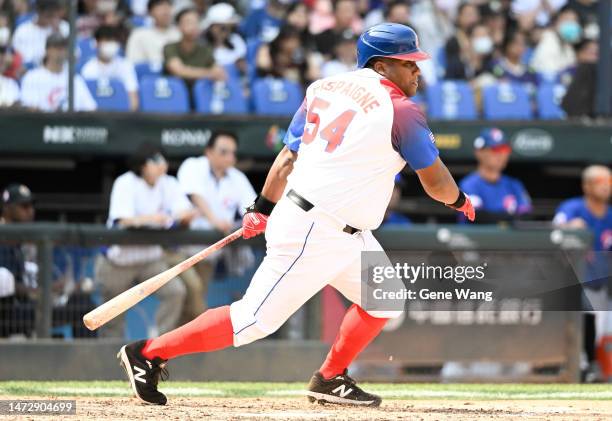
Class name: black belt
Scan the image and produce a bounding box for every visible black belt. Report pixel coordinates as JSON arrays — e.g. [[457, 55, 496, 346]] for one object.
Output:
[[286, 189, 361, 235]]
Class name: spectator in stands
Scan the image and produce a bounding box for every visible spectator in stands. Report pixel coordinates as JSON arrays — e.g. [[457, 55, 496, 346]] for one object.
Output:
[[0, 11, 24, 80], [482, 8, 509, 55], [513, 0, 568, 31], [561, 39, 598, 117], [96, 142, 193, 338], [530, 6, 580, 77], [285, 2, 316, 52], [177, 131, 256, 322], [553, 165, 611, 382], [20, 33, 97, 112], [408, 0, 454, 64], [126, 0, 179, 66], [163, 7, 225, 91], [202, 3, 246, 68], [445, 22, 494, 81], [81, 25, 139, 111], [459, 128, 532, 223], [364, 0, 408, 29], [0, 183, 97, 338], [321, 32, 356, 78], [240, 0, 289, 43], [256, 25, 318, 87], [443, 2, 481, 78], [11, 0, 68, 66], [314, 0, 360, 58], [0, 45, 20, 106], [382, 175, 411, 226], [491, 30, 538, 89], [76, 0, 126, 39]]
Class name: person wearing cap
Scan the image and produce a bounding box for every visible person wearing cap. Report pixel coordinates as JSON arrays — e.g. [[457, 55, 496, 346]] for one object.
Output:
[[126, 0, 180, 66], [81, 25, 139, 111], [0, 184, 97, 338], [95, 142, 195, 338], [0, 184, 36, 337], [240, 0, 291, 43], [458, 127, 532, 223], [11, 0, 69, 66], [20, 33, 97, 111], [114, 23, 474, 407], [202, 3, 246, 68]]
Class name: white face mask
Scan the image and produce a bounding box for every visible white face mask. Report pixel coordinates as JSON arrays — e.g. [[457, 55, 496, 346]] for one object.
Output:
[[98, 41, 120, 60], [0, 27, 10, 46], [473, 36, 493, 55]]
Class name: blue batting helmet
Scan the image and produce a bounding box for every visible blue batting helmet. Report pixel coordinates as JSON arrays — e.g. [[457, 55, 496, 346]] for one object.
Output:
[[357, 23, 430, 68]]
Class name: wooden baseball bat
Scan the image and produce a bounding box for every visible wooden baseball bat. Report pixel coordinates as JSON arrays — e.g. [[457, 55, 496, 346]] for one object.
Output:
[[83, 228, 244, 331]]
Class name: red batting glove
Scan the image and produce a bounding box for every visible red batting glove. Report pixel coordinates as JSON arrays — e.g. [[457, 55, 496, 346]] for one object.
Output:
[[242, 195, 277, 239], [446, 191, 476, 222], [242, 212, 268, 239]]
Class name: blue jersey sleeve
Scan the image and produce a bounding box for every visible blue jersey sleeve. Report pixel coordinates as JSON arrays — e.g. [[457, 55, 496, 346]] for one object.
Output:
[[391, 100, 439, 170], [553, 198, 581, 224], [512, 179, 532, 214], [282, 99, 306, 152]]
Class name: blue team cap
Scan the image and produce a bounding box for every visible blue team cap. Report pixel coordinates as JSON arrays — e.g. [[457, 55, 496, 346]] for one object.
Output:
[[473, 127, 511, 153]]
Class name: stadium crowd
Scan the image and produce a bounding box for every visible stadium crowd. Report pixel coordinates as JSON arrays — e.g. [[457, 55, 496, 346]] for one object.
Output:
[[0, 0, 604, 117]]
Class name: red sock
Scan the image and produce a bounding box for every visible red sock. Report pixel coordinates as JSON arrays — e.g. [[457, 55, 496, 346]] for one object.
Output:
[[319, 304, 388, 379], [141, 305, 233, 361]]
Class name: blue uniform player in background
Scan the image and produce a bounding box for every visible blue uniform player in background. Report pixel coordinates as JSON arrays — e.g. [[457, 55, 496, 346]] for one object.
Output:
[[553, 165, 611, 382], [459, 128, 532, 223]]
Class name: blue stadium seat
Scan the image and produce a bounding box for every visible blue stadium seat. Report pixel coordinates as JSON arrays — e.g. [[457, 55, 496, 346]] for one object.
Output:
[[193, 78, 248, 115], [426, 81, 477, 120], [85, 78, 130, 111], [482, 82, 533, 120], [139, 76, 190, 113], [135, 62, 163, 80], [537, 83, 566, 119], [251, 77, 303, 116]]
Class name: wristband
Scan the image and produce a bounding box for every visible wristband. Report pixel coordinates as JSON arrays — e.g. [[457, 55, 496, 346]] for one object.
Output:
[[446, 191, 466, 209], [248, 194, 276, 216]]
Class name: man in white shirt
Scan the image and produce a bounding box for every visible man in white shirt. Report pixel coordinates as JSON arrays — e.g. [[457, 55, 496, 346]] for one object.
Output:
[[81, 25, 139, 111], [0, 46, 19, 107], [11, 0, 69, 66], [20, 33, 97, 112], [96, 143, 196, 338], [176, 131, 256, 321], [126, 0, 180, 66]]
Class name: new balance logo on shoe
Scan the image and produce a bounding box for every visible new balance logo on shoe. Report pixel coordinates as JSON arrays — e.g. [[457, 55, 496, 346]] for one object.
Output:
[[133, 366, 147, 384], [332, 384, 353, 398]]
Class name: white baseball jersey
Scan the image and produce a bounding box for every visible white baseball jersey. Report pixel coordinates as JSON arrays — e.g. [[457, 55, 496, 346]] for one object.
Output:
[[284, 68, 439, 230], [230, 69, 439, 347], [177, 156, 256, 230]]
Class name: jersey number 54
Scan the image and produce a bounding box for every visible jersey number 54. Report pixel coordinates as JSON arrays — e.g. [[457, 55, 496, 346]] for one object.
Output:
[[302, 97, 357, 153]]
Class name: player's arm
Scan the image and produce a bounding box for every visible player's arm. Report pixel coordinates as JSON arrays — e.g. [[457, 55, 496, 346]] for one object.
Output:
[[242, 99, 306, 239], [241, 146, 298, 239], [392, 102, 474, 221], [261, 146, 298, 202], [415, 158, 475, 221]]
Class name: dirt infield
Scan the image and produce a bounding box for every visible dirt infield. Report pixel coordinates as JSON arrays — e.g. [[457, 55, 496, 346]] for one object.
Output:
[[1, 396, 611, 420]]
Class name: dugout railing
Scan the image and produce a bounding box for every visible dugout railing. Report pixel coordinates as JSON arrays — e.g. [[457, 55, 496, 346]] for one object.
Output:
[[0, 223, 593, 382]]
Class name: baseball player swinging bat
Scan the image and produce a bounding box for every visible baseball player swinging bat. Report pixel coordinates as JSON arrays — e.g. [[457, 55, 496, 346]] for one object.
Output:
[[83, 228, 243, 331]]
